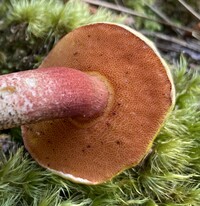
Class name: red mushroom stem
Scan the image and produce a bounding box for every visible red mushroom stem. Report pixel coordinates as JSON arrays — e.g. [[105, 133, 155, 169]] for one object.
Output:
[[0, 67, 109, 129]]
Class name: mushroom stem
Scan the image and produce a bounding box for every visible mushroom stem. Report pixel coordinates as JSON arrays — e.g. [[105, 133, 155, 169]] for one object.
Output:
[[0, 67, 109, 129]]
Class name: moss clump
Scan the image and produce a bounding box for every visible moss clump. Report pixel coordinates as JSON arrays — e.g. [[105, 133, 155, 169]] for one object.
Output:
[[0, 0, 125, 74]]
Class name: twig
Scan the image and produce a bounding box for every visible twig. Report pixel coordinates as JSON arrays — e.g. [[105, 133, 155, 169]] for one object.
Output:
[[146, 4, 173, 25], [192, 31, 200, 40], [178, 0, 200, 21], [146, 4, 182, 34], [83, 0, 195, 33], [142, 31, 200, 53], [156, 43, 200, 61]]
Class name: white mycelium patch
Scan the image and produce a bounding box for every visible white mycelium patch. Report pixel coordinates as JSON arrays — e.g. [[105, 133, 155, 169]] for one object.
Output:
[[25, 78, 37, 88], [0, 74, 36, 129], [0, 68, 60, 130], [0, 88, 18, 129]]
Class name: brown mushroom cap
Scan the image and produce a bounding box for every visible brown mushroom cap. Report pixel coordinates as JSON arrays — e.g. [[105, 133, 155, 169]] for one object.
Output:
[[22, 23, 175, 184]]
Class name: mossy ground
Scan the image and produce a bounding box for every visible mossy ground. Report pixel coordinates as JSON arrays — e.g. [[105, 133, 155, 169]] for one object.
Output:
[[0, 0, 199, 205]]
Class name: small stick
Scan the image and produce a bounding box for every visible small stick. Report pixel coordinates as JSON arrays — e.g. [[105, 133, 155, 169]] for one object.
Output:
[[142, 31, 200, 53], [178, 0, 200, 21], [83, 0, 195, 33]]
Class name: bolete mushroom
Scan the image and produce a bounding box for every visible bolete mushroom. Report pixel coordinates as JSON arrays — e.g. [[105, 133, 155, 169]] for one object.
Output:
[[0, 23, 175, 185]]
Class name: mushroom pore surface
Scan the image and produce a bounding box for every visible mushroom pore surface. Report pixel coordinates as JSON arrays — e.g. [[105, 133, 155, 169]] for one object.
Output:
[[22, 23, 175, 184]]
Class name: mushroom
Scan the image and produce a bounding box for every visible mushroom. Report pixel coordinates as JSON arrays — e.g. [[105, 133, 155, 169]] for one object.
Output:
[[0, 23, 175, 185]]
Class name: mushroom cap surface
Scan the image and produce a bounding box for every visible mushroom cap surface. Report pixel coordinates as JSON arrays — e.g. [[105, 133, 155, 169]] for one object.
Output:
[[22, 23, 175, 185]]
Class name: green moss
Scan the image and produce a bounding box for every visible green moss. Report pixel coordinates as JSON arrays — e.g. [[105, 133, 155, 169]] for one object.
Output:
[[8, 0, 125, 37], [0, 0, 125, 73]]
